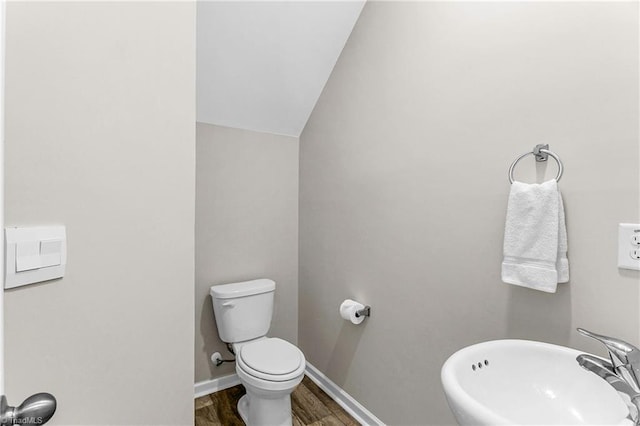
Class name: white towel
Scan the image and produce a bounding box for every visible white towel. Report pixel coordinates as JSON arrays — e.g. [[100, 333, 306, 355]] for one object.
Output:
[[501, 179, 569, 293], [556, 194, 569, 283]]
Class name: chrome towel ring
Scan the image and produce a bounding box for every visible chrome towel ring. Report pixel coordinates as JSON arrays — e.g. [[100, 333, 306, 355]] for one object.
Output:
[[508, 144, 563, 184]]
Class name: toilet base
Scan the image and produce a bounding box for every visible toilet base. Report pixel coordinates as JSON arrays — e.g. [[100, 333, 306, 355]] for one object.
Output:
[[237, 395, 250, 424], [236, 389, 294, 426]]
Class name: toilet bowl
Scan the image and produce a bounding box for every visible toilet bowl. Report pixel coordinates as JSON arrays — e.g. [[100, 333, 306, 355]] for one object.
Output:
[[234, 337, 305, 425], [210, 279, 306, 426]]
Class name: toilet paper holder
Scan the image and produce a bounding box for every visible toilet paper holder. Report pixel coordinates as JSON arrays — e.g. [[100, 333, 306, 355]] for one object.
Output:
[[355, 305, 371, 318]]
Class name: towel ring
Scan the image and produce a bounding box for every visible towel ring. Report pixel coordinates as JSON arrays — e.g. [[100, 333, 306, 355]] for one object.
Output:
[[508, 144, 563, 184]]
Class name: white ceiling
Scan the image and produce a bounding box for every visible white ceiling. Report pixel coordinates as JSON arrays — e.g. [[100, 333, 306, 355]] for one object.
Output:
[[197, 1, 365, 137]]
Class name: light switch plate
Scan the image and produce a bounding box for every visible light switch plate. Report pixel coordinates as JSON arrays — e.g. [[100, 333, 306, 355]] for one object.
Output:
[[618, 223, 640, 271], [5, 226, 67, 289]]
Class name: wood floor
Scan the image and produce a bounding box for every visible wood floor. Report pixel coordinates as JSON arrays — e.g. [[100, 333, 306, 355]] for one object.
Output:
[[195, 376, 359, 426]]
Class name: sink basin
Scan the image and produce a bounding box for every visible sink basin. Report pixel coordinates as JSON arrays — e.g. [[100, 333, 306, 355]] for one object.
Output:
[[441, 340, 631, 425]]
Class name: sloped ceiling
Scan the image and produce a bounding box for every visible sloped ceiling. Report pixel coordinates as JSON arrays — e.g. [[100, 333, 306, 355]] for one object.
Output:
[[197, 1, 365, 137]]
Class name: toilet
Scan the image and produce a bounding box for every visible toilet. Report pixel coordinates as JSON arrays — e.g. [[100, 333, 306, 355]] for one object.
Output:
[[210, 279, 305, 426]]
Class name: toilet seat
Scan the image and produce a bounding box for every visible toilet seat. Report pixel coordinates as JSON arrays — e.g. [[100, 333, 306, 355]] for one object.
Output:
[[237, 337, 305, 382]]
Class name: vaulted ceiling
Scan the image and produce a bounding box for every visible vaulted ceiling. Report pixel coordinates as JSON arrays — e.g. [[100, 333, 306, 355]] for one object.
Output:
[[197, 1, 365, 137]]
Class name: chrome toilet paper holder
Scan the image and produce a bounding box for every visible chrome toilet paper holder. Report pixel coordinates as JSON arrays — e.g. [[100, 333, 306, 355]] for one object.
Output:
[[355, 305, 371, 318]]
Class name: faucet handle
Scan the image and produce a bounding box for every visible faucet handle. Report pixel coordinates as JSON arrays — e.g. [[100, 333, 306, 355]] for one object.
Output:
[[577, 328, 640, 362]]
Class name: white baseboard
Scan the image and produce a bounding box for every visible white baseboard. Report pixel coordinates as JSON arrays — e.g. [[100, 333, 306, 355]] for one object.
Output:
[[194, 373, 241, 399], [304, 363, 385, 426], [193, 362, 384, 426]]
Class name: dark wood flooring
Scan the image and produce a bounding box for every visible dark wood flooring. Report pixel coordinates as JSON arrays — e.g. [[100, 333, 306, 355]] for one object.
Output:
[[195, 376, 359, 426]]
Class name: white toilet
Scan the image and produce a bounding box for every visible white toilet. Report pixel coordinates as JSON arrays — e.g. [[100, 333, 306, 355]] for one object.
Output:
[[210, 278, 306, 426]]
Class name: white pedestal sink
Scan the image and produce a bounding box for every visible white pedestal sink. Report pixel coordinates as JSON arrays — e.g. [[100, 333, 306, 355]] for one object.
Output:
[[441, 340, 631, 425]]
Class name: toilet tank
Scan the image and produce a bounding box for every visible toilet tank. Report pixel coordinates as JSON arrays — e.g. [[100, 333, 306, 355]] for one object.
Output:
[[210, 279, 275, 343]]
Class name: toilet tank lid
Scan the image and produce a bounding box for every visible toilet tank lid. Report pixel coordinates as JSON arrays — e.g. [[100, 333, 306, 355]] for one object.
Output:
[[210, 279, 276, 299]]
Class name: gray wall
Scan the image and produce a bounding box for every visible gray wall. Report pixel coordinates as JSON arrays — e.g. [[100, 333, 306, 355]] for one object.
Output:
[[195, 123, 299, 383], [299, 2, 639, 425], [4, 2, 195, 425]]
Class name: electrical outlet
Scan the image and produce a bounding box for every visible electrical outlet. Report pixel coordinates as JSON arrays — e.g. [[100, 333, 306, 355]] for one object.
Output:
[[619, 223, 640, 270]]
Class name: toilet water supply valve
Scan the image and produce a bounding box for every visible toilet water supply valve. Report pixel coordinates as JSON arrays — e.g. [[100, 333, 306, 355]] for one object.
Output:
[[212, 343, 236, 367], [0, 393, 56, 425]]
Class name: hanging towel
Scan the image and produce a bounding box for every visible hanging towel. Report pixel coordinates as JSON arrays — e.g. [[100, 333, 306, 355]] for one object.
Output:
[[501, 179, 569, 293], [556, 194, 569, 283]]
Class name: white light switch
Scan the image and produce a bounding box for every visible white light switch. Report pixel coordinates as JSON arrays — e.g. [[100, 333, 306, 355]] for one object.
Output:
[[39, 239, 63, 268], [5, 226, 67, 289], [15, 241, 41, 272], [618, 223, 640, 271]]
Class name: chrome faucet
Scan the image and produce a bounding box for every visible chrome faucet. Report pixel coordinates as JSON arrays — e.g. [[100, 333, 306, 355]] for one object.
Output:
[[577, 328, 640, 425]]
